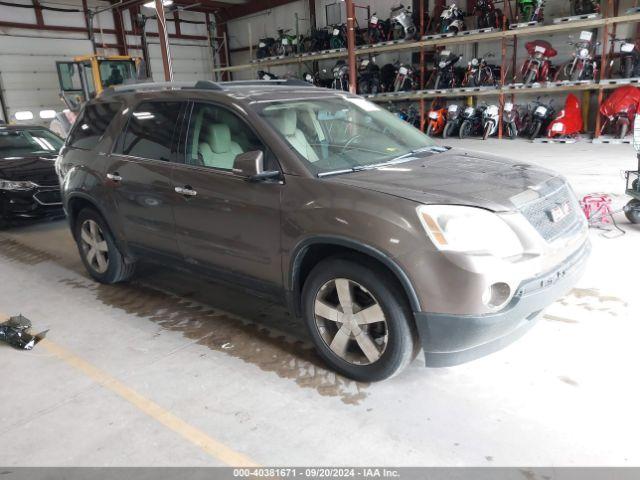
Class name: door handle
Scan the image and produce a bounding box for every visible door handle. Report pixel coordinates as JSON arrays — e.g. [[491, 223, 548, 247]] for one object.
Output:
[[175, 186, 198, 197], [106, 172, 122, 182]]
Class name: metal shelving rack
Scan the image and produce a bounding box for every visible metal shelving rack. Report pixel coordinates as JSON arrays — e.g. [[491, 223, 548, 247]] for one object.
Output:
[[213, 0, 640, 139]]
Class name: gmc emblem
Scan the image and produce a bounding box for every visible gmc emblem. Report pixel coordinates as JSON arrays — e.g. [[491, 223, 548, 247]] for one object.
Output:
[[548, 202, 571, 223]]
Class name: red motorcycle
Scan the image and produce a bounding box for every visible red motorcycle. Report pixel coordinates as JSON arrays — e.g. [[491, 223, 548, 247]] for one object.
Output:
[[599, 86, 640, 138], [547, 94, 582, 138], [521, 40, 557, 85]]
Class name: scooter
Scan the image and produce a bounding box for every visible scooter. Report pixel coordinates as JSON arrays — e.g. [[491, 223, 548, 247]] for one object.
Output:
[[474, 0, 502, 29], [426, 107, 447, 136], [463, 53, 501, 86], [547, 94, 583, 138], [389, 4, 417, 40], [502, 102, 522, 139], [438, 4, 465, 34], [555, 31, 599, 81], [521, 39, 557, 84], [571, 0, 600, 16], [432, 50, 462, 89], [623, 117, 640, 223], [442, 104, 464, 138], [599, 86, 640, 138], [393, 63, 417, 91], [459, 105, 486, 138], [482, 104, 500, 139]]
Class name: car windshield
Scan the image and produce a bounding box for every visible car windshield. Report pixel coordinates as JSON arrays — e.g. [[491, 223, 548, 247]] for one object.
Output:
[[0, 128, 64, 158], [255, 96, 437, 176]]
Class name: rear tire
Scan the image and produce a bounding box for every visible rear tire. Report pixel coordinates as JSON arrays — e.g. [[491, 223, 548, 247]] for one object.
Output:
[[74, 208, 136, 284], [618, 121, 629, 139], [625, 199, 640, 224], [301, 257, 417, 382]]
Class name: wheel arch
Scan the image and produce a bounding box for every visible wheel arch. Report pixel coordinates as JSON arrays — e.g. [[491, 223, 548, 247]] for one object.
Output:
[[289, 236, 422, 316]]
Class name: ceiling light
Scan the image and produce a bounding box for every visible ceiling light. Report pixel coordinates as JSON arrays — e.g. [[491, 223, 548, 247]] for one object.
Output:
[[143, 0, 173, 7]]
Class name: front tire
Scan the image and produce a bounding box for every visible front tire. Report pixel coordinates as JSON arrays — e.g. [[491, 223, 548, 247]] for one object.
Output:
[[530, 120, 542, 140], [459, 119, 472, 139], [74, 208, 135, 284], [625, 199, 640, 224], [443, 121, 455, 139], [302, 257, 417, 382]]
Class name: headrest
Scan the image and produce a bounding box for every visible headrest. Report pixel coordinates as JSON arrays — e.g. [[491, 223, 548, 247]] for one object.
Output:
[[206, 123, 231, 153], [270, 109, 297, 137]]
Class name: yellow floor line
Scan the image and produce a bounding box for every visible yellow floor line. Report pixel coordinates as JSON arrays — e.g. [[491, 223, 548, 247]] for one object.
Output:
[[14, 327, 259, 467]]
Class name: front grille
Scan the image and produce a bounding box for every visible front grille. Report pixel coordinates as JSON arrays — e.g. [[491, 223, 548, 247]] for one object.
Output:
[[518, 183, 582, 242], [34, 188, 62, 205]]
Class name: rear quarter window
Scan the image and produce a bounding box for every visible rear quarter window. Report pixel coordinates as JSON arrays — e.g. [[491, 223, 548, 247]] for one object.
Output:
[[67, 102, 122, 150]]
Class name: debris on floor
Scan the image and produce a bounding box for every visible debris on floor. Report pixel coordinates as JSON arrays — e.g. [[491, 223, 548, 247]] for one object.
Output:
[[0, 315, 47, 350]]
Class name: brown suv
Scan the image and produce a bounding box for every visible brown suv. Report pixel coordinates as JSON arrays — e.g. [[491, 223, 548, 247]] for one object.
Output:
[[56, 80, 590, 381]]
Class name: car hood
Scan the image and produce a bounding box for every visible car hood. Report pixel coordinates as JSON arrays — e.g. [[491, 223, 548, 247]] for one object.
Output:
[[327, 148, 562, 212], [0, 155, 59, 187]]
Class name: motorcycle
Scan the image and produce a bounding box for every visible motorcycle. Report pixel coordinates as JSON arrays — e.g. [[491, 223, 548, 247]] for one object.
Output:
[[523, 98, 556, 139], [358, 59, 381, 94], [463, 53, 501, 86], [331, 60, 349, 90], [389, 4, 418, 40], [438, 3, 465, 34], [432, 50, 462, 89], [256, 37, 276, 59], [474, 0, 502, 29], [257, 70, 279, 80], [554, 31, 599, 81], [521, 39, 557, 84], [615, 39, 640, 78], [273, 28, 297, 56], [547, 94, 583, 138], [380, 63, 398, 92], [426, 107, 447, 136], [393, 63, 418, 91], [518, 0, 544, 22], [329, 24, 347, 49], [367, 12, 390, 44], [502, 102, 523, 139], [458, 105, 486, 138], [442, 104, 464, 138], [599, 86, 640, 138], [571, 0, 600, 15], [309, 27, 331, 52], [482, 104, 500, 139]]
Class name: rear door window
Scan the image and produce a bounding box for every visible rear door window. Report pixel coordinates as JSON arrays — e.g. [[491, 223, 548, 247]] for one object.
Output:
[[115, 101, 183, 162], [67, 102, 122, 150]]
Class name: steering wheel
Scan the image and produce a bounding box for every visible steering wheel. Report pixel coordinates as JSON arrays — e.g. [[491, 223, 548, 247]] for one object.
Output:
[[341, 134, 364, 152]]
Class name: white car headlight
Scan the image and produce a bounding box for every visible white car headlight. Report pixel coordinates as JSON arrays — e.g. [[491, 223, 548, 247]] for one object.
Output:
[[416, 205, 523, 258], [0, 179, 38, 191]]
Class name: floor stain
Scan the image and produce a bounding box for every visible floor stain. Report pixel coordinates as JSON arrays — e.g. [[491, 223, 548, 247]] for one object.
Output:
[[558, 376, 579, 387], [58, 278, 369, 405], [0, 238, 56, 265], [558, 287, 628, 317], [543, 314, 578, 324]]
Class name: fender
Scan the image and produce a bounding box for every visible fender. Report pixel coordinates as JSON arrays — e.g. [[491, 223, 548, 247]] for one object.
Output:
[[289, 235, 422, 314]]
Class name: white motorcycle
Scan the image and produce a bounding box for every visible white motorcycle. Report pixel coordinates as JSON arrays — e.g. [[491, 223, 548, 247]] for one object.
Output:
[[439, 3, 466, 34], [482, 103, 500, 139]]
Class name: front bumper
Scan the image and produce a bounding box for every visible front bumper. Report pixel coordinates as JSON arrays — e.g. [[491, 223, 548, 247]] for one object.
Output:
[[1, 188, 64, 222], [415, 240, 591, 367]]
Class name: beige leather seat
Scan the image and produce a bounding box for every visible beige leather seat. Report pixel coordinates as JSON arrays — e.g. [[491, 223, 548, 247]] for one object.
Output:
[[198, 123, 243, 170], [271, 110, 319, 163]]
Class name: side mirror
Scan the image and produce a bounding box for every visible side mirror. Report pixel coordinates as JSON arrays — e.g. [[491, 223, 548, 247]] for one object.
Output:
[[634, 113, 640, 153], [232, 150, 281, 182]]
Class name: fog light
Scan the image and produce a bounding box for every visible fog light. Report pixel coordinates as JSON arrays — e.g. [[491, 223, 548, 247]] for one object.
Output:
[[482, 282, 511, 309]]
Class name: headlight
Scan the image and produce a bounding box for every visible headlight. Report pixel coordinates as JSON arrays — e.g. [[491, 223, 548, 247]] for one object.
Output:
[[578, 48, 590, 59], [0, 179, 38, 191], [416, 205, 523, 258]]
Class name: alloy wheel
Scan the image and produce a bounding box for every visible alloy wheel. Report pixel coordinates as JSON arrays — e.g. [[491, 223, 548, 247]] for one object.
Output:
[[79, 219, 109, 274], [313, 278, 388, 365]]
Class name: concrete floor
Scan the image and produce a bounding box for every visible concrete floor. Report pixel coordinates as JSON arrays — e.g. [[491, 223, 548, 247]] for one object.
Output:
[[1, 139, 639, 466]]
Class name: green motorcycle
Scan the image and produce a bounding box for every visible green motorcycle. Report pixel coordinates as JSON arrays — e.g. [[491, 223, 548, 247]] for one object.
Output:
[[518, 0, 544, 22]]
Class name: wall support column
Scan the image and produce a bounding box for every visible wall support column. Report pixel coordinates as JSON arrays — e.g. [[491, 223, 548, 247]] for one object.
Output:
[[346, 0, 357, 94], [155, 0, 173, 81]]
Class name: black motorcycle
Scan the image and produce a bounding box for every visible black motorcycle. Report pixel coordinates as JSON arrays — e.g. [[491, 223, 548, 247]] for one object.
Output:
[[358, 59, 381, 94], [256, 37, 276, 59], [432, 51, 461, 89], [309, 27, 331, 52], [380, 63, 398, 92], [521, 98, 556, 139], [617, 39, 640, 78], [458, 104, 485, 138], [571, 0, 600, 15], [331, 60, 349, 90], [442, 104, 464, 138], [393, 63, 417, 91], [474, 0, 501, 29], [257, 70, 279, 80]]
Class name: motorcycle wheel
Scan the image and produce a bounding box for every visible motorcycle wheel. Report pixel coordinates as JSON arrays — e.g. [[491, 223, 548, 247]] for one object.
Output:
[[524, 69, 537, 85], [570, 65, 582, 81], [426, 124, 434, 137], [529, 120, 542, 140], [623, 57, 634, 79], [482, 121, 493, 140], [405, 26, 417, 40], [459, 120, 472, 139], [618, 121, 629, 139], [443, 121, 455, 139], [434, 74, 441, 90], [625, 199, 640, 224], [506, 122, 517, 139]]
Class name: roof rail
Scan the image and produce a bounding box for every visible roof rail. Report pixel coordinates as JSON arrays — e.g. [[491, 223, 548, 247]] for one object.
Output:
[[102, 80, 223, 96], [217, 79, 315, 87]]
